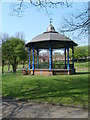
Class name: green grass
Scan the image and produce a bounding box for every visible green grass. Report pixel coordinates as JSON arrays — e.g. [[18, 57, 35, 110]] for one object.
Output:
[[75, 61, 89, 68], [2, 70, 88, 107], [1, 61, 89, 73]]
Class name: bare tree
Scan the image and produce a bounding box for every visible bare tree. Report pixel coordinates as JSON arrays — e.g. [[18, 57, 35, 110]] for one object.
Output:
[[15, 31, 25, 40], [0, 33, 10, 43], [59, 2, 90, 38], [11, 0, 71, 16], [11, 1, 90, 38]]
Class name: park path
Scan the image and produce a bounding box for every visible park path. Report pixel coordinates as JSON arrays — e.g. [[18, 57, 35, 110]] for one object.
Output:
[[2, 99, 88, 118]]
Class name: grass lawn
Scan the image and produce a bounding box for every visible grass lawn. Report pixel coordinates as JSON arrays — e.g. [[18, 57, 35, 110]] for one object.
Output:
[[1, 61, 89, 73], [75, 61, 89, 68], [2, 70, 88, 108], [75, 62, 89, 72]]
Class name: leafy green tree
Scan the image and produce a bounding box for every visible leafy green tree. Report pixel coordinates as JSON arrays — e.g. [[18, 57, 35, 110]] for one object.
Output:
[[69, 46, 88, 61], [88, 45, 90, 57], [74, 46, 88, 60], [2, 37, 28, 73], [74, 46, 88, 59], [15, 44, 28, 68], [69, 48, 72, 60], [2, 54, 5, 74]]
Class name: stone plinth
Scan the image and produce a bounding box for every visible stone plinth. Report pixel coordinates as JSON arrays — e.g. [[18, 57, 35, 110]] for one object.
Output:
[[27, 69, 75, 75]]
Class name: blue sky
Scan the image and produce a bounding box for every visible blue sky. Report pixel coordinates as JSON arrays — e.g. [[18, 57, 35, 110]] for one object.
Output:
[[1, 1, 88, 46]]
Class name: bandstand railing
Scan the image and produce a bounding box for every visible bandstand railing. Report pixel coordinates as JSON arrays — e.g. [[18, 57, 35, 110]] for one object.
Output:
[[53, 63, 73, 69], [52, 63, 65, 69], [35, 63, 49, 69], [34, 63, 73, 69]]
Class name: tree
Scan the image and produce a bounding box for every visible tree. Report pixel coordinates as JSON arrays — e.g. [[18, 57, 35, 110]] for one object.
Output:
[[0, 47, 2, 73], [11, 0, 71, 17], [69, 46, 88, 61], [15, 32, 25, 40], [0, 33, 10, 73], [59, 2, 90, 38], [0, 33, 10, 43], [11, 1, 90, 37], [2, 37, 28, 73], [69, 48, 72, 60], [2, 49, 5, 74], [15, 44, 28, 68]]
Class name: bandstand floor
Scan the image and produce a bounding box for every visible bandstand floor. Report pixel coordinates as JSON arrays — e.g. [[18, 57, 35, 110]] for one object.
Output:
[[27, 69, 75, 75]]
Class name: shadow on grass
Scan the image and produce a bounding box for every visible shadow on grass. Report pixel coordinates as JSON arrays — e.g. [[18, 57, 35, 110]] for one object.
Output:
[[75, 72, 90, 75], [2, 72, 88, 108]]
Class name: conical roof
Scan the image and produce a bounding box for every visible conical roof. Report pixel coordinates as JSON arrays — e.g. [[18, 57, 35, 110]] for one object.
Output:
[[26, 22, 78, 49]]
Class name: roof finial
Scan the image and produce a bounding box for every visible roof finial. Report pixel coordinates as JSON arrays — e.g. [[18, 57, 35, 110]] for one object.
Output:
[[50, 18, 52, 24], [46, 18, 55, 32]]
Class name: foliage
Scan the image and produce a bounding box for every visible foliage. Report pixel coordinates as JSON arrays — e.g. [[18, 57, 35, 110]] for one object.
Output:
[[2, 37, 28, 73], [74, 46, 88, 59], [74, 62, 89, 68], [69, 46, 88, 60], [2, 71, 88, 107], [15, 44, 28, 66]]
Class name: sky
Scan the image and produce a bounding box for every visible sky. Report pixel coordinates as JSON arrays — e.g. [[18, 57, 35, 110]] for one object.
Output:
[[1, 1, 88, 46]]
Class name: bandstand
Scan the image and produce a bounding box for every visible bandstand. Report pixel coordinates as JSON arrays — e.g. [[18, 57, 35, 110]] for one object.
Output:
[[26, 21, 78, 75]]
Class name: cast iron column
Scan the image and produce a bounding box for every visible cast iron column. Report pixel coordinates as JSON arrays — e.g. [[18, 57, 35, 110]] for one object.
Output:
[[32, 47, 34, 71], [28, 47, 31, 70], [72, 47, 75, 72], [49, 45, 52, 70], [64, 47, 66, 69], [37, 49, 39, 69], [67, 47, 70, 70]]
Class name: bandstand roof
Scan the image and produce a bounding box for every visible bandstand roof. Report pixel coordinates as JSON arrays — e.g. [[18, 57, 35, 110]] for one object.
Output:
[[26, 22, 78, 49]]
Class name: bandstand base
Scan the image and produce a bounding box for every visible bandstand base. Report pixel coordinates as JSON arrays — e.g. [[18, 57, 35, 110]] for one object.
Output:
[[27, 69, 76, 75]]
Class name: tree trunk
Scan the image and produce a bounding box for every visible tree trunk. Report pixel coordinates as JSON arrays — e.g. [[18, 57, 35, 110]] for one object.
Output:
[[2, 61, 4, 74], [16, 61, 18, 69], [12, 64, 16, 74], [8, 62, 10, 72], [23, 62, 25, 69], [12, 59, 17, 74], [2, 64, 4, 74]]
